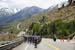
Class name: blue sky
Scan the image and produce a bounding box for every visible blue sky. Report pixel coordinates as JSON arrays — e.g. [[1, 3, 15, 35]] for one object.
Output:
[[0, 0, 68, 9]]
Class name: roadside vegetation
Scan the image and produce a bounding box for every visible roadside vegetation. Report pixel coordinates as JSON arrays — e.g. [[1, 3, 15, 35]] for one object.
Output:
[[28, 16, 75, 39], [0, 0, 75, 41], [0, 34, 17, 41]]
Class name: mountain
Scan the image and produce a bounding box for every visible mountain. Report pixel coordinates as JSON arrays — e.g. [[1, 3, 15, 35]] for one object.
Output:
[[0, 6, 44, 25], [46, 5, 58, 12], [2, 5, 75, 34], [16, 6, 75, 31], [0, 5, 59, 27], [0, 7, 21, 17]]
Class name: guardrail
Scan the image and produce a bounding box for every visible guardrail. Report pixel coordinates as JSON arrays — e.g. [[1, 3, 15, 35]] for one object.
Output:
[[0, 38, 24, 50]]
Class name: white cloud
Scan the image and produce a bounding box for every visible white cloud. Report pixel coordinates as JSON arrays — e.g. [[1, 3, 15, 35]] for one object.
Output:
[[0, 0, 68, 9], [0, 2, 8, 7]]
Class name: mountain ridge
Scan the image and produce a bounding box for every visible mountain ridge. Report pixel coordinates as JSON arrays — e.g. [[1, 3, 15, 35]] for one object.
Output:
[[0, 6, 45, 25], [0, 5, 59, 26]]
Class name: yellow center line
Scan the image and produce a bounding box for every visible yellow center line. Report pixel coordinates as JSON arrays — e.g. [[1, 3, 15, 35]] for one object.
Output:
[[48, 44, 60, 50], [45, 43, 60, 50]]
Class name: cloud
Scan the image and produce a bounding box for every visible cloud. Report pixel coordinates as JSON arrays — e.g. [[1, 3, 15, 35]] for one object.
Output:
[[0, 0, 68, 9]]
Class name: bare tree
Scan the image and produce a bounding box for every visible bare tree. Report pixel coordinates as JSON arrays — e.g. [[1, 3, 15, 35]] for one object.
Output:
[[68, 0, 75, 6], [68, 0, 72, 5], [58, 3, 65, 10], [72, 0, 75, 5]]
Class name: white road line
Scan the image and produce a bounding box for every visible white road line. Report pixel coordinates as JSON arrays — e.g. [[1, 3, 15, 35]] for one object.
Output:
[[24, 44, 30, 50]]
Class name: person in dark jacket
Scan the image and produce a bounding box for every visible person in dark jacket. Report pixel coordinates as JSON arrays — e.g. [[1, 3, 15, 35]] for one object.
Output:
[[33, 36, 38, 48], [53, 34, 56, 42]]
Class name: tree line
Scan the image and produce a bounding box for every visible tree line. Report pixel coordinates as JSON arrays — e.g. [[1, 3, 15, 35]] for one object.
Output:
[[28, 16, 75, 39]]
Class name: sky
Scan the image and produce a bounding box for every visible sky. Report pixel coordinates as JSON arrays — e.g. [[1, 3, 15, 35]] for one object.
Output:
[[0, 0, 68, 9]]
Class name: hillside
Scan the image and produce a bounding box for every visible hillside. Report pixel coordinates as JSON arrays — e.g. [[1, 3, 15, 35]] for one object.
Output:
[[19, 6, 75, 29], [1, 6, 75, 35], [0, 0, 75, 41], [0, 6, 44, 26]]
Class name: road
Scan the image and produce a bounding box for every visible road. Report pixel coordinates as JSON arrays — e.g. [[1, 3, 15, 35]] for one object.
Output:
[[12, 38, 75, 50]]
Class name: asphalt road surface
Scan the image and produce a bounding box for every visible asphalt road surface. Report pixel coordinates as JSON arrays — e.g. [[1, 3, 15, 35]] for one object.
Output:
[[12, 38, 75, 50]]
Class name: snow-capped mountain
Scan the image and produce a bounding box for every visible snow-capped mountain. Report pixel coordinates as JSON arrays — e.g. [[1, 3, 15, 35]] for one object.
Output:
[[0, 6, 58, 26], [0, 6, 44, 25], [0, 7, 21, 17]]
